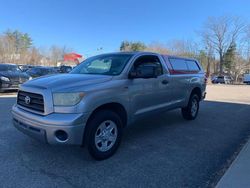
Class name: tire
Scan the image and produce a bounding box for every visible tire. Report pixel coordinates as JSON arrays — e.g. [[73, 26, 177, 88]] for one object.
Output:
[[85, 110, 123, 160], [181, 94, 200, 120]]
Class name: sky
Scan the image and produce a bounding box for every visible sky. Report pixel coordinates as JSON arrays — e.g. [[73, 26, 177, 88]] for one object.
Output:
[[0, 0, 250, 56]]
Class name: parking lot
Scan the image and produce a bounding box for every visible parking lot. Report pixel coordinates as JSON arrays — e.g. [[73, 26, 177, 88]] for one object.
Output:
[[0, 85, 250, 188]]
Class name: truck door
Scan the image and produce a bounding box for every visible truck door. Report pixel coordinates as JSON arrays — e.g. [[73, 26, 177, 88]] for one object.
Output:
[[128, 55, 172, 117]]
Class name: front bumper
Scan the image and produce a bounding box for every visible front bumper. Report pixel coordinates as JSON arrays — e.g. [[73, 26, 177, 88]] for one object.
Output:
[[11, 104, 88, 145]]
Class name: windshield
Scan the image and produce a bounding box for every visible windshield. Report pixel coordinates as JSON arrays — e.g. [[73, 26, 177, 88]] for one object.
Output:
[[71, 54, 133, 75], [0, 64, 21, 72]]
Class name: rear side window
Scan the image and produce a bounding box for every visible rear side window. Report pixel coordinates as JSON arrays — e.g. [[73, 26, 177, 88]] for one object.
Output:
[[186, 60, 200, 71], [168, 58, 188, 71]]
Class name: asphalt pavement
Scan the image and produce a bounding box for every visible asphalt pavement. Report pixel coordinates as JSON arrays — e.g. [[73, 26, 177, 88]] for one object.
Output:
[[0, 85, 250, 188]]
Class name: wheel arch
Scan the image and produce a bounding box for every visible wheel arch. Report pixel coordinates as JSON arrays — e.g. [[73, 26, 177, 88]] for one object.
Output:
[[82, 102, 128, 146], [190, 87, 202, 101]]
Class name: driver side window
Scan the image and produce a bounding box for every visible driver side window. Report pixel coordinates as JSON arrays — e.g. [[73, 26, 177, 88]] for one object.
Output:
[[132, 55, 163, 76]]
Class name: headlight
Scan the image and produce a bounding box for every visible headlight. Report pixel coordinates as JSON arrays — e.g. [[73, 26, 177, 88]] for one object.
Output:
[[29, 77, 32, 80], [0, 76, 10, 82], [53, 92, 85, 106]]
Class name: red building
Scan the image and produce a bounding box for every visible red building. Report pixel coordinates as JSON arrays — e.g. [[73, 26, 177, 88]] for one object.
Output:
[[64, 53, 83, 64]]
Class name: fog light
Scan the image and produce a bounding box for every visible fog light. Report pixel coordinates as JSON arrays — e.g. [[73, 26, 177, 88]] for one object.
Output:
[[55, 130, 68, 142]]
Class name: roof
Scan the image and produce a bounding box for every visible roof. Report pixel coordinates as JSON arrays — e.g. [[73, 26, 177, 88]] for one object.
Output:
[[85, 52, 198, 61], [96, 51, 159, 56]]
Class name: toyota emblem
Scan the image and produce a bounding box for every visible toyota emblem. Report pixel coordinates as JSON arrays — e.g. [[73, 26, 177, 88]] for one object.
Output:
[[24, 96, 31, 105]]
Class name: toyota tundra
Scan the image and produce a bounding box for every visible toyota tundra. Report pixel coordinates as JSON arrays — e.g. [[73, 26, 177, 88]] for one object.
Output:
[[12, 52, 206, 160]]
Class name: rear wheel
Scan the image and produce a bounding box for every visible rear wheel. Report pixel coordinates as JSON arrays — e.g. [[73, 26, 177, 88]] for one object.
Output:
[[181, 94, 200, 120], [85, 110, 123, 160]]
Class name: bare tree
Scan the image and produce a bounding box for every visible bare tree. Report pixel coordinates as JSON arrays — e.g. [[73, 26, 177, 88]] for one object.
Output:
[[49, 45, 73, 66], [28, 47, 42, 65], [167, 39, 199, 57], [231, 54, 248, 82], [246, 27, 250, 71], [245, 26, 250, 63], [201, 16, 246, 74], [0, 34, 16, 63], [0, 30, 34, 64], [202, 34, 215, 76], [146, 42, 169, 54]]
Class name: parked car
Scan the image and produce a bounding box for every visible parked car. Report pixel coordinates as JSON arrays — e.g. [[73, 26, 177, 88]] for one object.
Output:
[[12, 52, 206, 160], [211, 75, 233, 84], [0, 63, 30, 92], [52, 66, 60, 73], [26, 66, 58, 78], [18, 64, 36, 72], [243, 74, 250, 85], [52, 66, 72, 73], [59, 65, 73, 73]]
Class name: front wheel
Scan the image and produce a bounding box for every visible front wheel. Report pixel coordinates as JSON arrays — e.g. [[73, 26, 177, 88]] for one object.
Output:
[[85, 110, 123, 160], [181, 94, 200, 120]]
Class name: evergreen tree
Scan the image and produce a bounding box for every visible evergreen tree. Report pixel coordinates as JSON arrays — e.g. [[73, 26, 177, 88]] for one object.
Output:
[[224, 43, 236, 71], [120, 41, 130, 51], [120, 41, 146, 52], [4, 29, 32, 53]]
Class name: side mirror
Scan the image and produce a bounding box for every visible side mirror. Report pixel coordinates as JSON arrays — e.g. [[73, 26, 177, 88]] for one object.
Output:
[[129, 65, 157, 79]]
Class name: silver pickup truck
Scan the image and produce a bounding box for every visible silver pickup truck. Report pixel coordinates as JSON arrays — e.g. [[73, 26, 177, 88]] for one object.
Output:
[[12, 52, 206, 160]]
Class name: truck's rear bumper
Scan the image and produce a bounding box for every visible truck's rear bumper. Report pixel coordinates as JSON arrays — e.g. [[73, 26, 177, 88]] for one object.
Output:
[[11, 104, 87, 145]]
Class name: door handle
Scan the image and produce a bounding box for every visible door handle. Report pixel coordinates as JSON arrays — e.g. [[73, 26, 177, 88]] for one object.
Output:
[[161, 80, 169, 85]]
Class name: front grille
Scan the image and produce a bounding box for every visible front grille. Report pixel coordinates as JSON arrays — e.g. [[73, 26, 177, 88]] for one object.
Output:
[[17, 91, 44, 113]]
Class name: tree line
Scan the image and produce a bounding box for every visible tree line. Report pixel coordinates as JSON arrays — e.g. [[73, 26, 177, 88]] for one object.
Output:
[[0, 29, 72, 66], [120, 16, 250, 81]]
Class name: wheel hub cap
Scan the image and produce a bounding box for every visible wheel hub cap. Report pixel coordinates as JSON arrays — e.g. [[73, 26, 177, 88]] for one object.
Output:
[[191, 99, 198, 116], [95, 120, 118, 152]]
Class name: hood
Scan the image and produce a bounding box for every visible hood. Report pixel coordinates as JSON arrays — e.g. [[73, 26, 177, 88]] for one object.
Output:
[[22, 74, 113, 91]]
